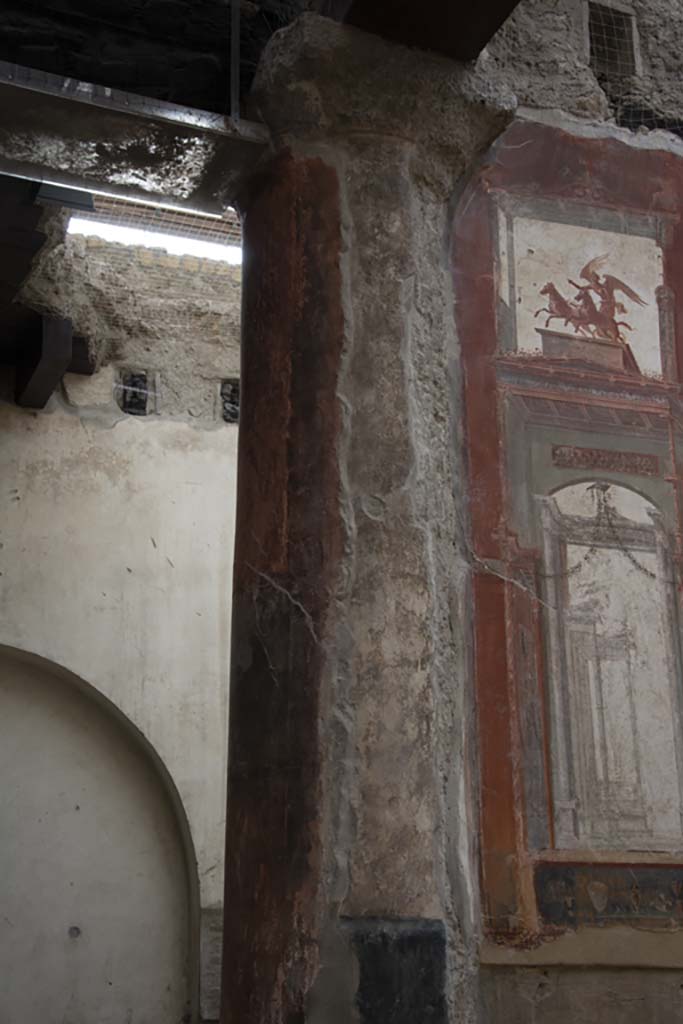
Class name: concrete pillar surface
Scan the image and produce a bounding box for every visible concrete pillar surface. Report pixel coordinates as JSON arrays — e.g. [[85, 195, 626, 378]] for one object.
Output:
[[222, 16, 513, 1024]]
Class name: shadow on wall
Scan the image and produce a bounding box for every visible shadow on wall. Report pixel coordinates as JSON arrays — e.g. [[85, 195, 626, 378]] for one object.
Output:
[[0, 644, 200, 1024]]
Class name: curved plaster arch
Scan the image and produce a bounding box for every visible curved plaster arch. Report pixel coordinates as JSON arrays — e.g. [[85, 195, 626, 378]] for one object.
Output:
[[547, 476, 662, 516], [0, 643, 200, 1023]]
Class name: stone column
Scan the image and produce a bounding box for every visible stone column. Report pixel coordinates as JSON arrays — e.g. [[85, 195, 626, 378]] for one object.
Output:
[[222, 16, 512, 1024]]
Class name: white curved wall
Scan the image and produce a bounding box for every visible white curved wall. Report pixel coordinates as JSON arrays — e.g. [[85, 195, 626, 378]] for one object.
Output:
[[0, 649, 192, 1024], [0, 392, 237, 1018]]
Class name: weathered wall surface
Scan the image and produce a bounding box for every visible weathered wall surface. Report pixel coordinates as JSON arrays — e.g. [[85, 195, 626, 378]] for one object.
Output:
[[483, 0, 683, 125], [1, 223, 240, 1022], [480, 966, 683, 1021], [484, 0, 608, 119], [21, 221, 241, 422]]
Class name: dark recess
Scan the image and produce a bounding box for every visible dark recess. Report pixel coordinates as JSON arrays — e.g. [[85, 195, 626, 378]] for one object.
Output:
[[0, 0, 310, 114], [118, 369, 149, 415], [340, 0, 521, 62], [342, 918, 448, 1024], [220, 378, 240, 423]]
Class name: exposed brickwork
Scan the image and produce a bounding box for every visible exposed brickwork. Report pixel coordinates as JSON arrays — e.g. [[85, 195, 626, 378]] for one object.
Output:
[[20, 217, 241, 422]]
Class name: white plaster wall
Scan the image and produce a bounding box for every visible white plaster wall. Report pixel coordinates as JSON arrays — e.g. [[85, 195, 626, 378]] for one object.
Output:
[[0, 384, 237, 915], [0, 648, 191, 1024]]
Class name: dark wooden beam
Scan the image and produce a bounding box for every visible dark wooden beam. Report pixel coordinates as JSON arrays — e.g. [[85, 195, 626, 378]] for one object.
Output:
[[0, 175, 94, 388], [67, 334, 96, 376], [15, 315, 73, 408], [0, 177, 47, 312], [326, 0, 521, 61]]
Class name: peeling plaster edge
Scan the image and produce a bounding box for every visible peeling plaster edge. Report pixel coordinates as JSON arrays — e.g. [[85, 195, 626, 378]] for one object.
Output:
[[517, 104, 683, 157]]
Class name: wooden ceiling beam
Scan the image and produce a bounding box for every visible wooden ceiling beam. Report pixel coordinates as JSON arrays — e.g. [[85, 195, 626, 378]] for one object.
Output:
[[326, 0, 521, 61], [15, 315, 73, 409]]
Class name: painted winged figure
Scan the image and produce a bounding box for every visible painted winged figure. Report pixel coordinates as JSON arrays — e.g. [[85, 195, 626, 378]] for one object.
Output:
[[535, 253, 647, 343]]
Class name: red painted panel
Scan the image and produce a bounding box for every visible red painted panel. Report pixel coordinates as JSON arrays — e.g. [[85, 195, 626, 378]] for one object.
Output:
[[474, 571, 521, 934]]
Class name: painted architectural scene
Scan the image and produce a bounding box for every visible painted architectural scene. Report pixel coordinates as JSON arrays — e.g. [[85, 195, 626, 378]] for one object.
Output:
[[457, 118, 683, 949], [541, 481, 683, 852]]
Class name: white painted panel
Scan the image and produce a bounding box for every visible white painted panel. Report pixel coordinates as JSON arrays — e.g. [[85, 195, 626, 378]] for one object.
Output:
[[545, 483, 683, 850], [511, 217, 663, 375]]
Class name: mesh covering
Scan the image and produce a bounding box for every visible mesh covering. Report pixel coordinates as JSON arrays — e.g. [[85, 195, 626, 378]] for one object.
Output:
[[588, 2, 637, 80], [487, 0, 683, 141], [586, 2, 683, 137], [78, 195, 242, 246]]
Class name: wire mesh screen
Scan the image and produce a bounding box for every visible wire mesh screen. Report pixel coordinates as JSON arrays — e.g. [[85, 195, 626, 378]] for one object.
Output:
[[586, 2, 683, 138], [588, 2, 637, 80], [79, 196, 242, 247], [586, 1, 653, 131]]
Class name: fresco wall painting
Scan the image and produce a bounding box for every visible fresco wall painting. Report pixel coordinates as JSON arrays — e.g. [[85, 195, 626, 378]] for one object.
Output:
[[455, 122, 683, 942]]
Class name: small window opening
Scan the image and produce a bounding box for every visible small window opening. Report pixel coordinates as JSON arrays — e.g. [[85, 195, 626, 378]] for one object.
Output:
[[117, 370, 149, 416], [221, 379, 240, 424], [588, 2, 637, 80]]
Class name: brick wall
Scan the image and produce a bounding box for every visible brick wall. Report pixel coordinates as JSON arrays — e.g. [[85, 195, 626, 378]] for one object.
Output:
[[21, 223, 242, 423]]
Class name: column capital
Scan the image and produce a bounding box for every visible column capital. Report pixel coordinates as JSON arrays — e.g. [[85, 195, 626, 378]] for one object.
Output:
[[251, 14, 515, 181]]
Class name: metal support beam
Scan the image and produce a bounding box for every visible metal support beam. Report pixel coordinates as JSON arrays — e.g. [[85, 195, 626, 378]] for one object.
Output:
[[0, 62, 267, 213]]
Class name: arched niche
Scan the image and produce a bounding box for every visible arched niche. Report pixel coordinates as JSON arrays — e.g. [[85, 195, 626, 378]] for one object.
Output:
[[538, 480, 683, 852], [0, 644, 199, 1024]]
